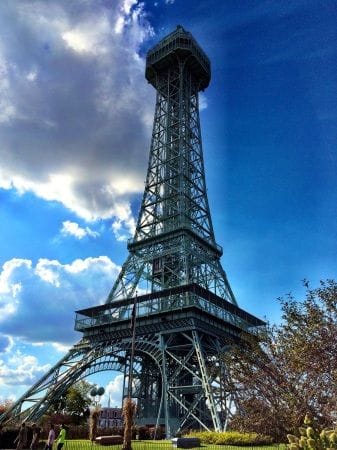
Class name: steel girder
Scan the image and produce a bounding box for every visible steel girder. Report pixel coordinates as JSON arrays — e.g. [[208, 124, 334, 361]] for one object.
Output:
[[0, 337, 162, 425], [0, 330, 234, 436], [106, 49, 237, 306], [152, 329, 235, 435], [122, 328, 235, 436], [108, 233, 236, 304]]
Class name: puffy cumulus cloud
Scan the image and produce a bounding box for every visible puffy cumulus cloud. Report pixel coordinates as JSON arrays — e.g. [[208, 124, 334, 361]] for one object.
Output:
[[0, 0, 155, 234], [0, 256, 120, 344], [0, 351, 50, 387], [0, 259, 32, 316], [101, 374, 124, 407], [61, 220, 99, 239], [52, 342, 72, 353]]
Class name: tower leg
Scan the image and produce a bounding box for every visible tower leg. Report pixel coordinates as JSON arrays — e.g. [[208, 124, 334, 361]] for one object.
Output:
[[160, 334, 171, 438], [192, 330, 222, 431]]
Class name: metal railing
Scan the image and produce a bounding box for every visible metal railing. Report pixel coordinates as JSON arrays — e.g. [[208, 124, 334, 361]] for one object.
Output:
[[11, 441, 283, 450]]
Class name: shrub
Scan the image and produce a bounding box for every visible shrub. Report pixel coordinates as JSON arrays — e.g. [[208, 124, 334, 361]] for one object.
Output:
[[1, 425, 38, 449], [136, 426, 150, 440], [287, 414, 337, 450], [1, 428, 17, 449], [184, 430, 274, 446]]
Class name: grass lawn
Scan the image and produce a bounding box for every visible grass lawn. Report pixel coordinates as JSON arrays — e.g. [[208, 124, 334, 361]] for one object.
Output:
[[61, 440, 285, 450]]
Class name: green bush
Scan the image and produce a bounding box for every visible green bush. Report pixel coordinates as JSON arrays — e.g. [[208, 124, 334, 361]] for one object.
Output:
[[184, 430, 274, 446]]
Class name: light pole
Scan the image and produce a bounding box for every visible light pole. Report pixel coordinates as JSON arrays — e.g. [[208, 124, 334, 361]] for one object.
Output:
[[122, 293, 138, 450], [90, 386, 105, 407]]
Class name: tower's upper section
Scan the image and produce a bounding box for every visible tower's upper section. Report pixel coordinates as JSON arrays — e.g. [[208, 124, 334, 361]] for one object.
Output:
[[146, 25, 211, 91]]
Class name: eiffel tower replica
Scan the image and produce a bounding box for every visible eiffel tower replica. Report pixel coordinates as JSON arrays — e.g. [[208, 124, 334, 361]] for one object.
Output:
[[0, 26, 264, 435]]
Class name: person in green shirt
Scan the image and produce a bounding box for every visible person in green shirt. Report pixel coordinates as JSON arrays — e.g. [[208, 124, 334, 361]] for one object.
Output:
[[56, 424, 66, 450]]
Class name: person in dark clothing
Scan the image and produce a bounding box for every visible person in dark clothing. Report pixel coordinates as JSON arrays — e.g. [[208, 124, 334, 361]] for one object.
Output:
[[30, 423, 41, 450], [14, 422, 27, 450], [0, 424, 3, 449]]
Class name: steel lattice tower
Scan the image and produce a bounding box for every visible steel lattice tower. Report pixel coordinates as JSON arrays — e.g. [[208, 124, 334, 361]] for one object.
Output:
[[0, 26, 264, 435]]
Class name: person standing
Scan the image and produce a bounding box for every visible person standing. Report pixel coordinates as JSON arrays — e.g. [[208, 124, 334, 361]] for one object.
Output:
[[44, 424, 55, 450], [30, 423, 41, 450], [56, 424, 66, 450], [14, 422, 27, 450], [0, 424, 3, 449]]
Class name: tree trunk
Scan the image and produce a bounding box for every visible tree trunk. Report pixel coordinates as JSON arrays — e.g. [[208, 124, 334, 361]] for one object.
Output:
[[122, 398, 136, 450], [89, 407, 100, 442]]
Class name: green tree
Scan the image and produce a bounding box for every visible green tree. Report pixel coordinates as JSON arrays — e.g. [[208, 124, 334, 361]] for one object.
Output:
[[66, 383, 91, 415], [49, 380, 93, 424], [0, 399, 13, 416], [226, 280, 337, 441]]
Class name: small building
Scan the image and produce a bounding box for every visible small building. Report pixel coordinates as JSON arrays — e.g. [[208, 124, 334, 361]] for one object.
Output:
[[98, 407, 123, 428]]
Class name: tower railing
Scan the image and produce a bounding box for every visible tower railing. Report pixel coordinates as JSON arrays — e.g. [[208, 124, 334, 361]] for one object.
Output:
[[74, 283, 264, 334], [146, 25, 210, 90]]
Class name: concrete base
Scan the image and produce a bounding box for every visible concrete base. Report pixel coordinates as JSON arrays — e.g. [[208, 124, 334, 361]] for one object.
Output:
[[95, 435, 123, 445], [171, 437, 200, 448]]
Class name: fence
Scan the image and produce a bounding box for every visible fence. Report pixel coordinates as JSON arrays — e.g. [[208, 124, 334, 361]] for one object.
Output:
[[12, 441, 283, 450]]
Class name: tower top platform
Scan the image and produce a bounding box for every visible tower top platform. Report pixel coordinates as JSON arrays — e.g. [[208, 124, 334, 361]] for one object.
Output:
[[146, 25, 211, 91]]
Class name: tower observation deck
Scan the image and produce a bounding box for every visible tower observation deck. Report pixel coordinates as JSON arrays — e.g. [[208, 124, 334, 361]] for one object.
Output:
[[0, 26, 265, 436], [145, 25, 210, 91]]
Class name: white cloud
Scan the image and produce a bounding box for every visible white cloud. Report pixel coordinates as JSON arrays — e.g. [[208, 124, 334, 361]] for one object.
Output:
[[0, 1, 155, 233], [52, 342, 72, 353], [62, 30, 95, 54], [26, 68, 37, 81], [0, 259, 32, 317], [199, 92, 208, 111], [0, 341, 70, 399], [111, 204, 136, 241], [61, 220, 99, 239], [122, 0, 138, 15], [0, 351, 51, 386], [0, 256, 120, 344], [101, 374, 124, 407], [61, 11, 113, 55], [35, 259, 62, 287]]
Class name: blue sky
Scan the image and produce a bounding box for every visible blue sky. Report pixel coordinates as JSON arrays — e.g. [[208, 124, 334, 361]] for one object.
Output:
[[0, 0, 336, 406]]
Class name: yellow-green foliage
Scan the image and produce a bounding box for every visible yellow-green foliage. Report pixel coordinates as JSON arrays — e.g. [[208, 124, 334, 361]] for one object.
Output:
[[287, 414, 337, 450], [184, 430, 273, 446]]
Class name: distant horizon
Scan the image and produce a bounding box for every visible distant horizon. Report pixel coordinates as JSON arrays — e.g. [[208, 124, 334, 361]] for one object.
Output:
[[0, 0, 336, 406]]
